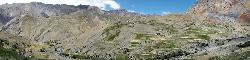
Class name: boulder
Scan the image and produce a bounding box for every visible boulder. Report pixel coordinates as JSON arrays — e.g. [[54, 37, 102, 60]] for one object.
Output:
[[239, 12, 250, 25]]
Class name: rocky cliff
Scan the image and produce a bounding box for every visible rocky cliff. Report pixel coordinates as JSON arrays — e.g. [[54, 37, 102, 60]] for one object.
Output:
[[188, 0, 250, 23]]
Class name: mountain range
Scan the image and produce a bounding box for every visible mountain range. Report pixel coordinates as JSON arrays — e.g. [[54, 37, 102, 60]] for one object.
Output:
[[0, 0, 250, 60]]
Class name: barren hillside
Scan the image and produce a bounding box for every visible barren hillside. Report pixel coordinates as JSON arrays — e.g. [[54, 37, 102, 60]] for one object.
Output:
[[0, 0, 250, 60]]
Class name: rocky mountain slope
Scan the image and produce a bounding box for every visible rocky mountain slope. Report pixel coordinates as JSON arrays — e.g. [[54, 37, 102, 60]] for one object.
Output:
[[188, 0, 250, 23], [0, 0, 250, 60]]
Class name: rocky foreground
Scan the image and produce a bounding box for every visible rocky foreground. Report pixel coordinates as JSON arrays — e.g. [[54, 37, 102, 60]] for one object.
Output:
[[0, 0, 250, 60]]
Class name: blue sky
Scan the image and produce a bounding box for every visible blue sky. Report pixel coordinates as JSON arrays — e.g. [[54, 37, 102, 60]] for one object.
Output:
[[0, 0, 196, 15], [115, 0, 196, 15]]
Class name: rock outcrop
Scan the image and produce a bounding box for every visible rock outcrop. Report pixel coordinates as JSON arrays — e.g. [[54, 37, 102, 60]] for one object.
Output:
[[188, 0, 250, 23]]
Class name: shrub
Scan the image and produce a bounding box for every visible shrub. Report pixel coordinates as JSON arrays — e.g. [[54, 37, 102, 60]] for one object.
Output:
[[0, 48, 30, 60]]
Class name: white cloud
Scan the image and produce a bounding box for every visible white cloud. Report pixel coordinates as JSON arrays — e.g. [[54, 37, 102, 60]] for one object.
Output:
[[0, 0, 120, 10], [127, 10, 146, 15], [162, 11, 171, 15], [128, 10, 136, 13]]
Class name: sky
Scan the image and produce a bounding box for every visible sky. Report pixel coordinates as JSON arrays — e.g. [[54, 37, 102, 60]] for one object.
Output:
[[0, 0, 196, 15], [116, 0, 196, 15]]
